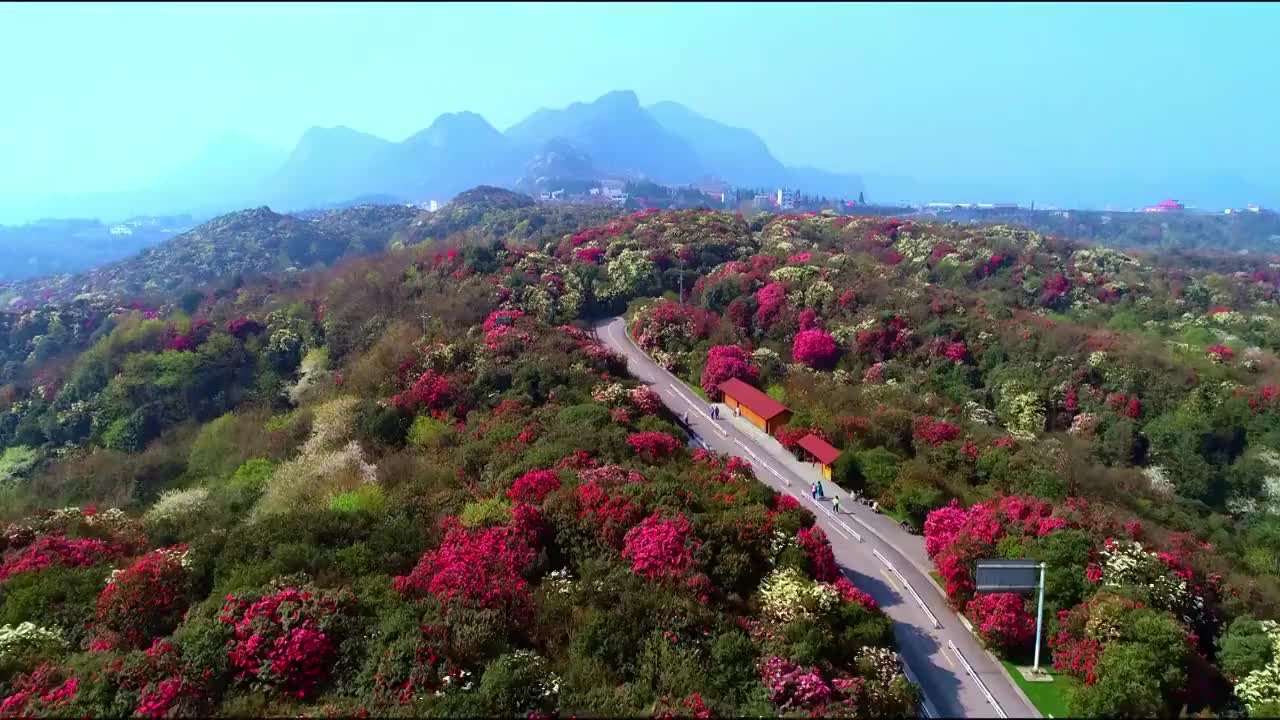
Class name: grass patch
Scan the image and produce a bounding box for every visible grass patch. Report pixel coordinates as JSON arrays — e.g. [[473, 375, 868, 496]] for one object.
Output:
[[1000, 659, 1072, 718]]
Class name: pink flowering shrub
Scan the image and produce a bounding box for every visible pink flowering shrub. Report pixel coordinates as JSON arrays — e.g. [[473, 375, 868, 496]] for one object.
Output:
[[966, 592, 1035, 653], [786, 252, 812, 264], [95, 546, 191, 649], [792, 329, 839, 369], [758, 655, 832, 709], [755, 282, 788, 328], [700, 345, 759, 399], [391, 370, 457, 415], [627, 431, 683, 462], [629, 386, 662, 415], [797, 526, 839, 582], [0, 663, 80, 716], [0, 534, 120, 580], [924, 500, 969, 558], [943, 342, 968, 364], [622, 514, 699, 580], [394, 519, 537, 619], [507, 469, 561, 504], [218, 586, 355, 698]]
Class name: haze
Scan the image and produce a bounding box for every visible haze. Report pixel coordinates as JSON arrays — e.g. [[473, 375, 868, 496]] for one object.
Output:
[[2, 1, 1277, 219]]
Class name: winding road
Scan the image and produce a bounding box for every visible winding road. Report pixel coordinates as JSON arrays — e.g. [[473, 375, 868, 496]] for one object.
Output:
[[597, 317, 1040, 719]]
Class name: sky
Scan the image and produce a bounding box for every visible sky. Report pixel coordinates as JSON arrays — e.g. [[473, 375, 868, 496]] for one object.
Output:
[[1, 1, 1278, 207]]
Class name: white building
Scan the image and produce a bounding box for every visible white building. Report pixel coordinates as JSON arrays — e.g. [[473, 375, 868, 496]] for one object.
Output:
[[108, 225, 133, 236], [775, 188, 798, 210]]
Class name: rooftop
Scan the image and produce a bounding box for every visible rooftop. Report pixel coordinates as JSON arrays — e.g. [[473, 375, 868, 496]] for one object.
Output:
[[718, 378, 789, 420], [797, 433, 841, 465]]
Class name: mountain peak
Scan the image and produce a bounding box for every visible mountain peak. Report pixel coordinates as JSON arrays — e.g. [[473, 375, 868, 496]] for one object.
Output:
[[591, 89, 641, 111]]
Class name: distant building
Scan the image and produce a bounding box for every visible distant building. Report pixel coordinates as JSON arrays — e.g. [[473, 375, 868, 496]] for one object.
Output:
[[775, 188, 798, 210], [751, 193, 772, 210], [108, 225, 133, 236], [429, 200, 440, 212], [1142, 199, 1184, 213]]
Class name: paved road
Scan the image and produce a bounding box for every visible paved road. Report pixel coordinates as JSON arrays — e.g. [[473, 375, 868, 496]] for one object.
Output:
[[597, 317, 1039, 720]]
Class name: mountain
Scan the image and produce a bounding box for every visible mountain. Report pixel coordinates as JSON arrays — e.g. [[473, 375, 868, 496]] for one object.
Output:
[[646, 101, 785, 187], [382, 112, 523, 199], [262, 126, 394, 210], [646, 100, 863, 198], [515, 138, 602, 191], [505, 90, 706, 184]]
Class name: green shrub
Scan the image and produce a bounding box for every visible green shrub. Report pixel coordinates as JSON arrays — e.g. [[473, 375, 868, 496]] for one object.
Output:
[[227, 458, 276, 495], [459, 496, 513, 528], [407, 415, 452, 450], [330, 483, 388, 515]]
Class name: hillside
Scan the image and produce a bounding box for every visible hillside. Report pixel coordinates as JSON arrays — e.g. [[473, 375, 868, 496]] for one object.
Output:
[[4, 194, 1280, 716], [0, 204, 419, 310]]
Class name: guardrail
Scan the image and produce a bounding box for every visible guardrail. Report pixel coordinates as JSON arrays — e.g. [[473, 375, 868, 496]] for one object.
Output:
[[948, 640, 1007, 718], [874, 549, 941, 629]]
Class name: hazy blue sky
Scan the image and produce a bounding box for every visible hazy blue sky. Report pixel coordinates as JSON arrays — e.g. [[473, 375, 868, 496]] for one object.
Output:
[[2, 1, 1277, 203]]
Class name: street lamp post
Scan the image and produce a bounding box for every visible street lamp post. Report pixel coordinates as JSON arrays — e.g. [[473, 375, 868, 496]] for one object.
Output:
[[1033, 561, 1046, 674]]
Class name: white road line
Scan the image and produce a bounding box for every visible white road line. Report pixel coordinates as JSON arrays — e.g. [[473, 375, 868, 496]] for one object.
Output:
[[948, 640, 1007, 719], [873, 549, 941, 629]]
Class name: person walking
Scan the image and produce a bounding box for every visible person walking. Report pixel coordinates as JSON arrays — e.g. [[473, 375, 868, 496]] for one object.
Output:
[[816, 480, 825, 500], [832, 495, 841, 515], [810, 482, 817, 500]]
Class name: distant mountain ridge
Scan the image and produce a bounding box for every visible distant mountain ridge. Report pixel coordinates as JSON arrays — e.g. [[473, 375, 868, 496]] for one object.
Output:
[[1, 91, 866, 225]]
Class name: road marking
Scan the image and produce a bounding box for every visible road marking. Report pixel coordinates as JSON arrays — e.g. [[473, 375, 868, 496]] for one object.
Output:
[[948, 640, 1007, 719], [874, 549, 941, 629], [879, 567, 900, 591], [943, 644, 958, 669]]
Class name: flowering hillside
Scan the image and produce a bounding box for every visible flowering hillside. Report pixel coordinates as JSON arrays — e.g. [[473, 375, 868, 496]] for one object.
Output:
[[3, 194, 1280, 715]]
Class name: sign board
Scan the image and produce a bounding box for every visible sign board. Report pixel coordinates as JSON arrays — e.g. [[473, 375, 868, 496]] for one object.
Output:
[[975, 559, 1040, 593]]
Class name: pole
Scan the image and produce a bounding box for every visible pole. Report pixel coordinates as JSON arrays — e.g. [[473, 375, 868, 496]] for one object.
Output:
[[1033, 561, 1046, 674]]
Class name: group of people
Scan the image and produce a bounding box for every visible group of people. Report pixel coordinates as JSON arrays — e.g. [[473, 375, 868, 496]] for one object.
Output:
[[810, 480, 842, 513]]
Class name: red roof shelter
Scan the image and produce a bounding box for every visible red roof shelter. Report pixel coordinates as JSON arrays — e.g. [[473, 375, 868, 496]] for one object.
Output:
[[718, 378, 792, 434], [797, 433, 841, 480]]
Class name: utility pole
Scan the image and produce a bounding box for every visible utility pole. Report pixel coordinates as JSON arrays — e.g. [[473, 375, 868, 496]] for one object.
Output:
[[1033, 561, 1047, 674]]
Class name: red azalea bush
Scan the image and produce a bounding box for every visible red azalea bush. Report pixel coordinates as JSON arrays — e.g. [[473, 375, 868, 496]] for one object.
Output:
[[394, 519, 537, 619], [627, 432, 683, 462], [797, 526, 839, 582], [95, 546, 191, 649], [1205, 344, 1234, 362], [482, 309, 525, 333], [855, 316, 915, 361], [507, 469, 561, 504], [912, 416, 962, 447], [218, 586, 355, 699], [576, 478, 644, 548], [831, 577, 879, 611], [0, 534, 120, 580], [700, 345, 760, 399], [391, 370, 457, 415], [622, 513, 699, 580], [574, 246, 606, 264], [792, 329, 839, 369], [226, 317, 265, 339], [943, 342, 968, 364], [966, 592, 1035, 653]]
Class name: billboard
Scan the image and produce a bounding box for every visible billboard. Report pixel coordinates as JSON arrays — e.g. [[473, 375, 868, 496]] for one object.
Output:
[[975, 559, 1041, 593]]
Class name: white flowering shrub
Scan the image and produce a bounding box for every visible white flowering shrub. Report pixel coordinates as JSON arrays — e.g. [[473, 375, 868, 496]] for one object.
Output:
[[0, 623, 66, 661], [1235, 621, 1280, 713], [144, 487, 210, 528], [758, 567, 839, 622], [769, 265, 818, 284], [995, 380, 1045, 440], [603, 249, 655, 299], [302, 396, 360, 457], [590, 382, 628, 407]]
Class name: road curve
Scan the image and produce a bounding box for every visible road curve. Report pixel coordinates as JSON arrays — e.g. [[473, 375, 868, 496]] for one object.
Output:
[[596, 316, 1039, 720]]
